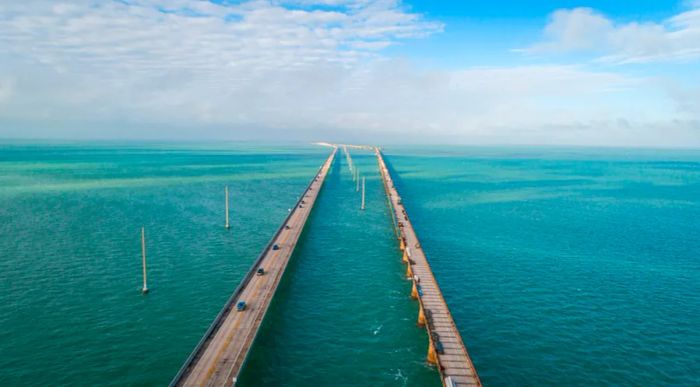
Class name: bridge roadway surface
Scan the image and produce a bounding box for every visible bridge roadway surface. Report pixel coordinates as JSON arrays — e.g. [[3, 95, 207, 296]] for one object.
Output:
[[171, 147, 337, 387], [375, 147, 482, 387]]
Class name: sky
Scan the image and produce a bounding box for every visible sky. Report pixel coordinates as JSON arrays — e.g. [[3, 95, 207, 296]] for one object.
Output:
[[0, 0, 699, 147]]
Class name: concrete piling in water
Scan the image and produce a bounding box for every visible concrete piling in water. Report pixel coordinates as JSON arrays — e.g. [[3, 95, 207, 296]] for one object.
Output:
[[225, 185, 230, 230], [344, 145, 354, 174], [361, 177, 365, 210], [141, 227, 149, 294], [427, 340, 438, 365]]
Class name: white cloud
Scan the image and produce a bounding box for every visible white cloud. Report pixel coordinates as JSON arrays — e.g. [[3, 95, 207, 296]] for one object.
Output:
[[0, 0, 442, 75], [0, 1, 697, 147], [522, 6, 700, 63], [665, 82, 700, 115], [0, 78, 14, 104]]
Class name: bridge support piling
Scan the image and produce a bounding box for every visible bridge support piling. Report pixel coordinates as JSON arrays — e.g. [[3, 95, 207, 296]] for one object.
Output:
[[224, 185, 230, 229], [141, 227, 148, 294], [361, 177, 365, 210], [427, 339, 438, 365]]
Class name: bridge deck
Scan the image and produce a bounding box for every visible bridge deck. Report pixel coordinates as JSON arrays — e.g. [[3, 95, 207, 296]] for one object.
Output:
[[172, 147, 337, 387], [375, 148, 481, 387]]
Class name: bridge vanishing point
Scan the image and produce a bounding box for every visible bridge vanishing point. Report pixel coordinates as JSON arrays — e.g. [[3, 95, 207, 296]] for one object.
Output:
[[170, 144, 481, 387]]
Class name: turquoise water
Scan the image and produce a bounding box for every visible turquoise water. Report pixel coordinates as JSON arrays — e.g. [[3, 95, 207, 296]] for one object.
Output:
[[237, 150, 437, 386], [1, 143, 699, 386], [0, 143, 329, 385], [383, 146, 700, 386]]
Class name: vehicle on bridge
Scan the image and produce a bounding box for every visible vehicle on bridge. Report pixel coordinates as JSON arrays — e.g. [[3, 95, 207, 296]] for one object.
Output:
[[236, 301, 246, 311]]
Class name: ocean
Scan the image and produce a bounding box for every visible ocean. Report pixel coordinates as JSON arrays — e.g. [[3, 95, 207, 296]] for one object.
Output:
[[1, 142, 698, 386]]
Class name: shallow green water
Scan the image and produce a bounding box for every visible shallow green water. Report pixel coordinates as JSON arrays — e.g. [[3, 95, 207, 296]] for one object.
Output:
[[1, 143, 699, 386]]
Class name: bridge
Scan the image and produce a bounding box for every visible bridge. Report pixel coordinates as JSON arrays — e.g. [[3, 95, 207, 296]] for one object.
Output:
[[171, 144, 481, 387], [375, 147, 481, 387], [170, 147, 336, 386]]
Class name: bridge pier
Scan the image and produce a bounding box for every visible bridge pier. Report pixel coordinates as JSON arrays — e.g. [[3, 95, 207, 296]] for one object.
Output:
[[411, 281, 419, 300], [427, 339, 438, 365], [418, 304, 426, 326]]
